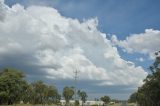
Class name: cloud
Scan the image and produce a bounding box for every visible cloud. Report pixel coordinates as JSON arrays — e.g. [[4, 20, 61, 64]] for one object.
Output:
[[111, 29, 160, 59], [0, 0, 4, 3], [0, 3, 147, 87], [0, 0, 7, 21], [136, 57, 144, 62]]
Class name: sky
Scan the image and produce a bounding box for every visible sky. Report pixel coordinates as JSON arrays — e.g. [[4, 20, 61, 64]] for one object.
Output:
[[0, 0, 160, 100]]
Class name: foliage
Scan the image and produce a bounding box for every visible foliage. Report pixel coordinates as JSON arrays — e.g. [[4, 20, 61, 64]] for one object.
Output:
[[100, 95, 110, 105], [128, 92, 137, 103], [0, 68, 60, 105], [0, 68, 28, 105], [74, 100, 79, 106], [129, 51, 160, 106], [28, 81, 60, 105], [63, 86, 74, 106], [77, 90, 88, 106]]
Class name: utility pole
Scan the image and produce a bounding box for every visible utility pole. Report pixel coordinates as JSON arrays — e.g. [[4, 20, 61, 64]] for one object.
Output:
[[73, 69, 79, 101]]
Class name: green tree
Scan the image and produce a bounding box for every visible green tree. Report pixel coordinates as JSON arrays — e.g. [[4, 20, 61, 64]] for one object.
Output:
[[77, 90, 88, 106], [20, 81, 60, 105], [45, 85, 60, 105], [128, 92, 137, 103], [0, 91, 8, 104], [30, 81, 48, 105], [0, 68, 28, 105], [129, 51, 160, 106], [21, 84, 33, 104], [100, 95, 110, 106], [63, 86, 74, 106]]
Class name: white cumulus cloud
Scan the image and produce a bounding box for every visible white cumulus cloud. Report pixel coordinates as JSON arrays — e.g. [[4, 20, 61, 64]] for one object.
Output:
[[0, 3, 147, 86], [111, 29, 160, 59], [0, 0, 7, 21]]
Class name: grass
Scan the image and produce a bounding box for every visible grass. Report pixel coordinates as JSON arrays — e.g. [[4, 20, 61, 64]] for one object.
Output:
[[2, 104, 59, 106], [127, 103, 135, 106], [1, 103, 135, 106], [16, 104, 58, 106], [109, 103, 135, 106], [111, 103, 120, 106]]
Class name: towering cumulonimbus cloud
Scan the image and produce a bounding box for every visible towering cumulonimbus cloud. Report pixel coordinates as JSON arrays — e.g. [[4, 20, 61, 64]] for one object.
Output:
[[0, 1, 147, 86]]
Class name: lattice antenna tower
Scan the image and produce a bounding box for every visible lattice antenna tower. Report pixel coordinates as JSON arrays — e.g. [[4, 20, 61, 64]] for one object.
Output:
[[73, 68, 80, 101]]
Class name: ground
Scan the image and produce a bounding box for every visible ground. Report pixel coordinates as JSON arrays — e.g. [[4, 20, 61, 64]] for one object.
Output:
[[1, 103, 135, 106]]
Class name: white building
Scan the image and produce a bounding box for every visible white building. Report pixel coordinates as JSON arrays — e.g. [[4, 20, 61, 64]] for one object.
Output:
[[60, 100, 104, 106]]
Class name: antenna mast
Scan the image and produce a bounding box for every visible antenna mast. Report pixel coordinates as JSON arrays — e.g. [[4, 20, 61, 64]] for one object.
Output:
[[73, 69, 79, 101]]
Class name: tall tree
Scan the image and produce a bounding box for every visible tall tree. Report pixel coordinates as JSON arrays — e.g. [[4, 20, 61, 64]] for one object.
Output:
[[100, 95, 110, 106], [30, 81, 48, 105], [128, 92, 137, 103], [129, 51, 160, 106], [77, 90, 88, 106], [63, 86, 74, 106], [45, 85, 60, 105], [0, 68, 27, 105], [23, 81, 60, 105], [21, 84, 33, 104]]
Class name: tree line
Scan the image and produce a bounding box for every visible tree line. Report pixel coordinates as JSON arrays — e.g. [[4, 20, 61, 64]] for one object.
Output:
[[129, 51, 160, 106], [0, 68, 60, 105], [0, 67, 111, 106], [0, 68, 89, 105]]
